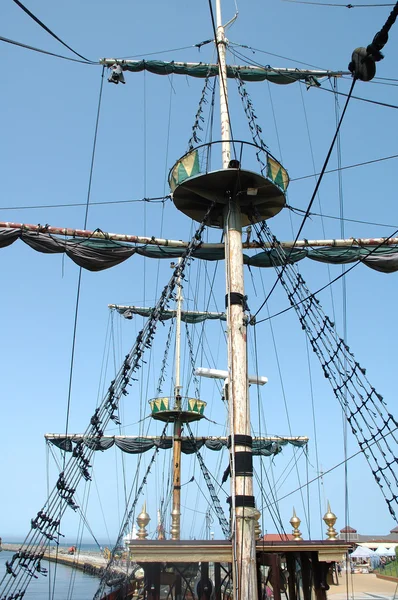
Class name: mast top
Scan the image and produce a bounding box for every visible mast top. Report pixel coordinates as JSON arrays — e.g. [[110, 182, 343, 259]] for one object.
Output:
[[149, 396, 206, 423], [170, 142, 288, 227]]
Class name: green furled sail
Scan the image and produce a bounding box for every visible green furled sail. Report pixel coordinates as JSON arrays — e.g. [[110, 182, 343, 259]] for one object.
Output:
[[99, 59, 346, 85], [109, 304, 227, 323], [46, 434, 308, 456], [2, 228, 398, 273]]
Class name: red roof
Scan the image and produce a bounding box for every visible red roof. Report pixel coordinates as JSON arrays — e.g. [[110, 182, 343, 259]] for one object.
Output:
[[340, 526, 357, 533], [261, 534, 295, 542]]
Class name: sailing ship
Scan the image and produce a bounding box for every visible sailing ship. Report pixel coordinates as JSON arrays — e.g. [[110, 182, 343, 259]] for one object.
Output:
[[1, 0, 398, 598]]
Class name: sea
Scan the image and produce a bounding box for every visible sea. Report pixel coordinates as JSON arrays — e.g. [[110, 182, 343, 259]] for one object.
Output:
[[0, 545, 100, 599]]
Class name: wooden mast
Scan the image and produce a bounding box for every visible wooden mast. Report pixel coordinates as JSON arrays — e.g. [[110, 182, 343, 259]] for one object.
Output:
[[171, 259, 183, 541], [215, 0, 257, 597]]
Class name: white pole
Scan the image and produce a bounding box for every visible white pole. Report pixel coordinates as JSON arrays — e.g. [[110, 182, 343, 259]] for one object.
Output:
[[174, 259, 183, 402], [215, 1, 257, 598], [215, 0, 231, 169], [195, 367, 268, 386]]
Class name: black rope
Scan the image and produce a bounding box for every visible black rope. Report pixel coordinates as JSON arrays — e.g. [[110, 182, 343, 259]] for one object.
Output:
[[185, 321, 201, 399], [290, 153, 398, 183], [234, 70, 269, 176], [252, 325, 288, 537], [282, 0, 394, 7], [93, 423, 169, 600], [313, 79, 398, 109], [156, 318, 175, 395], [254, 226, 398, 326], [262, 426, 398, 510], [366, 2, 398, 61], [349, 1, 398, 80], [251, 77, 356, 321], [188, 75, 211, 150], [63, 67, 105, 466], [12, 0, 95, 63], [185, 423, 230, 538], [0, 195, 169, 212], [0, 34, 98, 64], [252, 218, 398, 524], [0, 202, 215, 600], [229, 44, 398, 109]]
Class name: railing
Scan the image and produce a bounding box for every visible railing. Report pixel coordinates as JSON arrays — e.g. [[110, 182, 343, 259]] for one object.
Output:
[[168, 140, 289, 193], [149, 396, 206, 415]]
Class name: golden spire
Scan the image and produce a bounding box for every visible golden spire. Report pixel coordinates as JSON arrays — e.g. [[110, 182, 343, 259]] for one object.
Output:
[[290, 507, 303, 541], [323, 501, 337, 540], [137, 502, 151, 539]]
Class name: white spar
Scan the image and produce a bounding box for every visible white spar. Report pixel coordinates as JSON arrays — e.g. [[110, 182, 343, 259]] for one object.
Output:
[[195, 367, 268, 386]]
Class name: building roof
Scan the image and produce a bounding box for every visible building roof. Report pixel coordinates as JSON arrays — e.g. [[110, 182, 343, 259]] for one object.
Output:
[[340, 526, 357, 533], [261, 534, 295, 542], [338, 524, 398, 544], [356, 533, 398, 543], [390, 526, 398, 534]]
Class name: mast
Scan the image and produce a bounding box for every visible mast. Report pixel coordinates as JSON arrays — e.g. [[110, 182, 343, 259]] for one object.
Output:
[[215, 0, 257, 597], [171, 259, 183, 540]]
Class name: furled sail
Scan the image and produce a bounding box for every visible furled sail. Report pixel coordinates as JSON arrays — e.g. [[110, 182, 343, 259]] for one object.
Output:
[[99, 59, 347, 85], [109, 305, 226, 323], [45, 434, 308, 456], [2, 227, 398, 273]]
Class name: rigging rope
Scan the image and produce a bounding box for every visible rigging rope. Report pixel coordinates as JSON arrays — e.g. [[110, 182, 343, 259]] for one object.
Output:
[[63, 67, 105, 463], [333, 76, 353, 561], [252, 77, 356, 321], [253, 317, 309, 532], [93, 422, 169, 600], [282, 0, 395, 7], [0, 34, 98, 64], [207, 0, 238, 160], [348, 2, 398, 81], [262, 425, 398, 509], [11, 0, 95, 63], [185, 321, 201, 399], [185, 423, 230, 538], [251, 216, 398, 524], [188, 75, 212, 150], [251, 326, 287, 537], [0, 195, 169, 212], [0, 202, 215, 600], [290, 153, 398, 183], [305, 336, 324, 533], [254, 224, 398, 326], [234, 70, 268, 169], [156, 318, 175, 395], [230, 44, 398, 109]]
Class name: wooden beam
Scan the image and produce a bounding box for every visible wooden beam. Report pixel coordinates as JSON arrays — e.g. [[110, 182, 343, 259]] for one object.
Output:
[[2, 221, 397, 250]]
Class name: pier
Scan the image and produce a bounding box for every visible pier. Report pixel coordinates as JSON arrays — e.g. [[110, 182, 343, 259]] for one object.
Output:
[[1, 543, 117, 578]]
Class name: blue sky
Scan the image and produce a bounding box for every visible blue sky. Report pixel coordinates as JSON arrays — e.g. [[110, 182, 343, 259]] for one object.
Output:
[[1, 0, 398, 549]]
